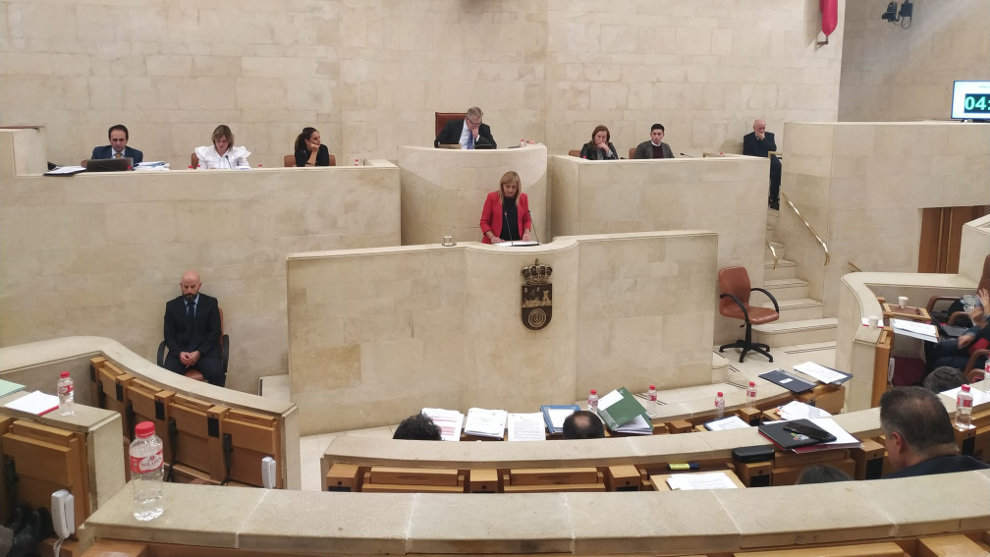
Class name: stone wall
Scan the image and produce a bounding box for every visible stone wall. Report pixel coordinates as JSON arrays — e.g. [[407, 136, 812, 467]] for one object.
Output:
[[0, 0, 844, 167]]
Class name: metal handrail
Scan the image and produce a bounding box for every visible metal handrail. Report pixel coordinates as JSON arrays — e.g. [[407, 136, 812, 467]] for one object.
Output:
[[767, 242, 779, 270], [781, 193, 830, 266]]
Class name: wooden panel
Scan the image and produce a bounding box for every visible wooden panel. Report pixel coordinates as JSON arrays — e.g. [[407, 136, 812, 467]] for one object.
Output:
[[852, 439, 886, 480], [467, 468, 499, 493], [367, 467, 461, 486], [873, 327, 893, 407], [507, 467, 600, 486], [735, 541, 908, 557], [125, 378, 174, 463], [223, 408, 282, 488], [735, 461, 773, 487], [168, 395, 228, 481], [325, 463, 361, 492], [917, 533, 990, 557], [604, 465, 641, 491], [772, 457, 856, 486]]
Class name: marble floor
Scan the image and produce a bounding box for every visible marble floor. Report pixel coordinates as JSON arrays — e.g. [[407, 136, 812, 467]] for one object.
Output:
[[261, 341, 837, 491]]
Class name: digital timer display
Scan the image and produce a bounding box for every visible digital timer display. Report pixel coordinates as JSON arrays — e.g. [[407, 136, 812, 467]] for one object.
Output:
[[952, 81, 990, 120], [963, 93, 990, 114]]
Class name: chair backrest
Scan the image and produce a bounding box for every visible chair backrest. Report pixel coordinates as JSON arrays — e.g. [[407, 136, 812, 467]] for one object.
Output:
[[568, 149, 581, 157], [435, 112, 465, 137], [979, 254, 990, 293], [190, 152, 199, 169], [628, 147, 636, 159], [718, 266, 753, 311]]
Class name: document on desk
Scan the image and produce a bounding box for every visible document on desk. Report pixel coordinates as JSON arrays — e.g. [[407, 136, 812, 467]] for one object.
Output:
[[666, 472, 739, 490], [704, 416, 750, 431], [776, 400, 831, 420], [890, 319, 938, 343], [507, 412, 547, 441], [464, 407, 508, 439], [44, 165, 86, 176], [420, 407, 464, 442], [793, 362, 852, 385], [4, 391, 60, 415]]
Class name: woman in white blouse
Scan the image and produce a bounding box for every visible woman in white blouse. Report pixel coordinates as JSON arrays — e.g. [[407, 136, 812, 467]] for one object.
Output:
[[194, 125, 251, 169]]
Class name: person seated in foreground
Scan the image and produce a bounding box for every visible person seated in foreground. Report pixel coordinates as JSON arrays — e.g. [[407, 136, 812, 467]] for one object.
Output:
[[434, 106, 496, 149], [479, 170, 533, 244], [632, 123, 674, 159], [162, 270, 225, 386], [795, 464, 851, 484], [562, 410, 605, 439], [926, 288, 990, 374], [880, 386, 988, 479], [90, 124, 144, 163], [923, 366, 967, 393], [579, 125, 618, 160], [194, 124, 251, 169], [393, 413, 442, 440], [294, 127, 331, 167]]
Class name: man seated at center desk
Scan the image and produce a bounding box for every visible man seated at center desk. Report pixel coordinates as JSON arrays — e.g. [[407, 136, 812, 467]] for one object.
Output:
[[434, 106, 496, 149]]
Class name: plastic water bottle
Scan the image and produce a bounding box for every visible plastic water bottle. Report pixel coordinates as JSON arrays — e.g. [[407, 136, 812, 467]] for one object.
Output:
[[353, 158, 360, 166], [57, 371, 74, 416], [588, 389, 598, 414], [746, 381, 757, 402], [647, 384, 658, 418], [130, 421, 164, 521], [520, 138, 526, 148], [714, 391, 725, 419], [955, 385, 973, 430]]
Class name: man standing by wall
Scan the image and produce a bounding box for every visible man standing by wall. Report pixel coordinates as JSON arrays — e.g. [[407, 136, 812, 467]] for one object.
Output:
[[743, 119, 780, 209]]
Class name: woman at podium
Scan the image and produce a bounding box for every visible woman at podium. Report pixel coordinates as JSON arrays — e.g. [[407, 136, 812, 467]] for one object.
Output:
[[480, 171, 532, 244]]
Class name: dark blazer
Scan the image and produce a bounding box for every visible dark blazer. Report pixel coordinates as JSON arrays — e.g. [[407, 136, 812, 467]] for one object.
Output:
[[633, 141, 674, 159], [580, 141, 619, 160], [434, 119, 496, 149], [883, 454, 989, 479], [742, 132, 776, 158], [295, 144, 330, 167], [164, 293, 221, 358], [90, 145, 144, 164]]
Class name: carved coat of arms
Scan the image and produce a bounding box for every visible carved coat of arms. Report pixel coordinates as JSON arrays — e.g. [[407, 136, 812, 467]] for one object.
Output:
[[521, 259, 552, 330]]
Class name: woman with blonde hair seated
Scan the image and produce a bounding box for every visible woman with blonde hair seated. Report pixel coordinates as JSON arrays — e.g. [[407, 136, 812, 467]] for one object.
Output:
[[480, 171, 532, 244], [195, 125, 251, 169]]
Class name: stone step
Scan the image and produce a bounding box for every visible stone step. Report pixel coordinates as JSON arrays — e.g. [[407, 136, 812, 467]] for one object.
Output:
[[756, 297, 825, 321], [763, 277, 809, 301], [753, 317, 838, 348], [764, 258, 797, 280]]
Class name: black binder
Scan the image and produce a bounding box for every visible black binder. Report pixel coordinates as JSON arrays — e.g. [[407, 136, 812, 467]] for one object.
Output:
[[758, 419, 836, 449], [758, 369, 815, 393]]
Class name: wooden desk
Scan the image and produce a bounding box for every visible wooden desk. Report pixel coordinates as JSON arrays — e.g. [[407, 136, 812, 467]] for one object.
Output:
[[882, 303, 931, 324], [650, 468, 745, 491]]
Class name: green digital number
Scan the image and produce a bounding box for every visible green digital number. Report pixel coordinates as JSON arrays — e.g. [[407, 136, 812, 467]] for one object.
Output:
[[963, 94, 990, 113]]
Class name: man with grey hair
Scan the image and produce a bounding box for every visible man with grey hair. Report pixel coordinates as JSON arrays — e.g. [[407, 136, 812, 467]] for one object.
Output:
[[435, 106, 496, 149], [743, 118, 781, 210], [880, 386, 987, 478]]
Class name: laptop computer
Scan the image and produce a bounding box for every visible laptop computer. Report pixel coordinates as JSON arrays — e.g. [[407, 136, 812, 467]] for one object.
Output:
[[86, 157, 133, 172]]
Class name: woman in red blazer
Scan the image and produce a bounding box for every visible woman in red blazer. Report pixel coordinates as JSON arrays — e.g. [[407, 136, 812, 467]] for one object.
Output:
[[480, 171, 533, 244]]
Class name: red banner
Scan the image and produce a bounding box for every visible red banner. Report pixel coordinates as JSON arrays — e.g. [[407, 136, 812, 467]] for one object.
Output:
[[820, 0, 838, 38]]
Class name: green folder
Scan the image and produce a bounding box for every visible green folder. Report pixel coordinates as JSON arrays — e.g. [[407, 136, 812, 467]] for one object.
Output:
[[0, 378, 25, 399], [596, 387, 652, 433]]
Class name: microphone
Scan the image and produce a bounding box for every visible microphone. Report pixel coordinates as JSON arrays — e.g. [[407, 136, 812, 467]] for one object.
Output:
[[503, 210, 514, 242], [223, 154, 230, 168], [679, 152, 695, 158], [527, 210, 540, 244]]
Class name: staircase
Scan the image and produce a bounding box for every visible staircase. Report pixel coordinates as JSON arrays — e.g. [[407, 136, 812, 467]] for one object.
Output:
[[753, 212, 837, 349]]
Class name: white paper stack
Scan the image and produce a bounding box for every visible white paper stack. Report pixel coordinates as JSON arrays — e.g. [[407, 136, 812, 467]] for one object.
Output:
[[420, 407, 464, 442], [463, 407, 508, 439]]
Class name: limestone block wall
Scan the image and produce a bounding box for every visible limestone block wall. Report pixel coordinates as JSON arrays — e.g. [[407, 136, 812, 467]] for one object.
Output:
[[550, 155, 767, 344], [0, 130, 401, 393], [398, 144, 548, 246], [780, 121, 990, 316], [287, 231, 717, 435], [0, 0, 845, 167], [839, 0, 990, 122]]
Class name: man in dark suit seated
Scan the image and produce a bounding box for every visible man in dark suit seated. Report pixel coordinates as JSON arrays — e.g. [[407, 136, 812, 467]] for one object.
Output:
[[742, 118, 781, 209], [162, 270, 224, 386], [562, 410, 605, 439], [434, 106, 496, 149], [632, 123, 674, 159], [90, 124, 144, 163], [880, 386, 988, 478]]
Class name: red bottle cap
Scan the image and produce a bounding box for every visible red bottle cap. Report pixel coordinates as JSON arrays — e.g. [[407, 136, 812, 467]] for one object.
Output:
[[962, 384, 971, 392], [135, 421, 155, 438], [717, 392, 723, 397], [60, 371, 70, 378], [649, 384, 655, 390], [749, 381, 755, 387], [590, 389, 597, 395]]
